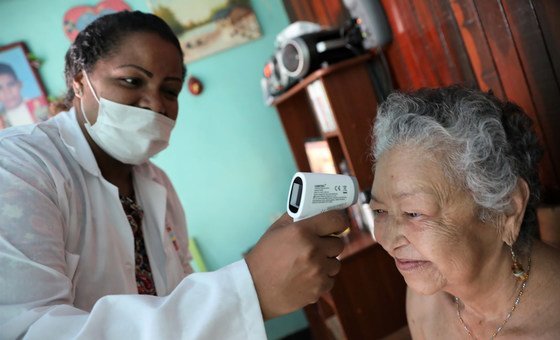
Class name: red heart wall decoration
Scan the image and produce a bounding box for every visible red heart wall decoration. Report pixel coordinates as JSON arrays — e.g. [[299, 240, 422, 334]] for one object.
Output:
[[63, 0, 131, 42]]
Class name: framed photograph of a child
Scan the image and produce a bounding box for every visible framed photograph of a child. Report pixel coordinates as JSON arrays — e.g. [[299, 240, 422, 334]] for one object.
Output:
[[0, 42, 49, 130]]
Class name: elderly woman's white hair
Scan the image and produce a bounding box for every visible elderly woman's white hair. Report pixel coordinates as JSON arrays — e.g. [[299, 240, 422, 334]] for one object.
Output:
[[372, 86, 542, 253]]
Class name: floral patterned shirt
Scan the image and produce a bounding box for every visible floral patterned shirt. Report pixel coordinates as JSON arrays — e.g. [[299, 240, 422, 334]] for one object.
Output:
[[120, 195, 157, 295]]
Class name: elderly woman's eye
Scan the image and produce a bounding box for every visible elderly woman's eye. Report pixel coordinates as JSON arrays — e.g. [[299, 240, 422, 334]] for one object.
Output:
[[372, 209, 387, 216], [405, 212, 421, 218]]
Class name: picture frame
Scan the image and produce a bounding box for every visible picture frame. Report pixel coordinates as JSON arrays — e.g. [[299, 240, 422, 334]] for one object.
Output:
[[0, 42, 49, 130], [148, 0, 262, 63]]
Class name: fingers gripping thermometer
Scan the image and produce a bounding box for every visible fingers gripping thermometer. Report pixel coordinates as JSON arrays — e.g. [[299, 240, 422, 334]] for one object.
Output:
[[287, 172, 359, 222]]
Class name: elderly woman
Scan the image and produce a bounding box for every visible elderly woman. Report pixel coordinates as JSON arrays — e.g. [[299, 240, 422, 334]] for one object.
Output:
[[370, 86, 560, 339]]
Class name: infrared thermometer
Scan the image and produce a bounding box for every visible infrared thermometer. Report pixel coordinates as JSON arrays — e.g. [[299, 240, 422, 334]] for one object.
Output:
[[287, 172, 358, 222]]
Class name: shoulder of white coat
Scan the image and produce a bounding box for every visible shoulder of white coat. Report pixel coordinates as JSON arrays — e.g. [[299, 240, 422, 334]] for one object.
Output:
[[0, 124, 35, 141], [0, 118, 71, 186], [0, 113, 69, 151], [0, 117, 78, 239]]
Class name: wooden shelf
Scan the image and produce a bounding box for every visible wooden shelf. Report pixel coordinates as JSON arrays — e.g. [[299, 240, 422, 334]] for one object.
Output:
[[272, 54, 378, 190], [323, 131, 340, 139], [271, 53, 373, 106], [271, 53, 407, 340], [303, 237, 407, 340]]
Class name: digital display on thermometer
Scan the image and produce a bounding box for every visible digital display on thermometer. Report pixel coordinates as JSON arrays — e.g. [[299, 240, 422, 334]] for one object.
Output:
[[288, 176, 303, 213]]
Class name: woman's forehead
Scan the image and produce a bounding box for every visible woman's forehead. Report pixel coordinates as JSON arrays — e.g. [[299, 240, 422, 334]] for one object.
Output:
[[92, 33, 183, 75], [102, 32, 180, 59], [375, 147, 445, 179], [372, 147, 455, 201]]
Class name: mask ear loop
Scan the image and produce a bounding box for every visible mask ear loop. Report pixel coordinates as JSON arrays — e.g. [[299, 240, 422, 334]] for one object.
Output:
[[80, 71, 100, 126], [82, 71, 100, 103]]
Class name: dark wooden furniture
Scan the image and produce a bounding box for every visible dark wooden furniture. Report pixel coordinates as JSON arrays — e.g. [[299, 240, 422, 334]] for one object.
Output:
[[282, 0, 560, 201], [281, 3, 560, 294], [272, 54, 377, 190], [271, 55, 408, 339], [303, 230, 407, 340]]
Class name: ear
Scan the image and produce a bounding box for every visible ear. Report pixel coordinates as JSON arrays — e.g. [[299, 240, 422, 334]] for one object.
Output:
[[502, 178, 530, 246], [72, 72, 85, 98]]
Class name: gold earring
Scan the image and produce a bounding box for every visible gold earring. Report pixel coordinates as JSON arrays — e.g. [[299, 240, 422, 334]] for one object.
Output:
[[510, 246, 528, 282]]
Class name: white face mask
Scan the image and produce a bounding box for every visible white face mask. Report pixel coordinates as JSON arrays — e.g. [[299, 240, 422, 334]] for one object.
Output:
[[80, 72, 175, 165]]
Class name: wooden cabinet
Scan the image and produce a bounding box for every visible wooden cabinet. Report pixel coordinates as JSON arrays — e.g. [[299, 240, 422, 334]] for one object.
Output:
[[302, 230, 408, 339], [272, 54, 377, 190], [271, 55, 407, 339], [282, 0, 560, 199]]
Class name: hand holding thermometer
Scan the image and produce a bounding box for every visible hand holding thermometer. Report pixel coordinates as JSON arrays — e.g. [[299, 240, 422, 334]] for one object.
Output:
[[287, 172, 359, 222]]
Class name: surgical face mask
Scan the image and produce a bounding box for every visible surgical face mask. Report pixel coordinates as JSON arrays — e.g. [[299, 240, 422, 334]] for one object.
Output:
[[80, 71, 175, 165]]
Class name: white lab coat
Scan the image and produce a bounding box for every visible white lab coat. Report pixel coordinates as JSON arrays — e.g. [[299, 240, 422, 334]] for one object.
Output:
[[0, 109, 266, 339]]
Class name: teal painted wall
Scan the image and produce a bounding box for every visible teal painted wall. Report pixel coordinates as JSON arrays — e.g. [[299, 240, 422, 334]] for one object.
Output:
[[0, 0, 307, 338]]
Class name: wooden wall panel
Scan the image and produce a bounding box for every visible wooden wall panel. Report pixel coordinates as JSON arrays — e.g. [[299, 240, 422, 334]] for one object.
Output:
[[413, 0, 470, 85], [312, 0, 338, 26], [532, 0, 560, 84], [449, 0, 505, 97], [429, 0, 477, 86], [411, 0, 456, 85], [501, 0, 560, 194], [381, 0, 476, 89], [281, 0, 560, 197], [473, 0, 558, 191], [383, 0, 439, 88], [473, 0, 536, 116], [282, 0, 348, 27], [379, 0, 418, 89], [321, 0, 349, 26], [282, 0, 316, 24]]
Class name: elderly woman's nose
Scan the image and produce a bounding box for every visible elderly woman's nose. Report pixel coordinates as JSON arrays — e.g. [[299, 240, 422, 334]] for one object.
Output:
[[377, 215, 405, 251]]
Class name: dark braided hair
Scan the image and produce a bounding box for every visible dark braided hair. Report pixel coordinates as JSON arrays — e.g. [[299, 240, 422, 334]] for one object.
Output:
[[64, 10, 185, 107]]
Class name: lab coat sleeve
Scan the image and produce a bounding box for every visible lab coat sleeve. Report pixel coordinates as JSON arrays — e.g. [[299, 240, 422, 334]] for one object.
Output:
[[1, 195, 266, 340], [0, 139, 266, 339], [17, 261, 266, 340]]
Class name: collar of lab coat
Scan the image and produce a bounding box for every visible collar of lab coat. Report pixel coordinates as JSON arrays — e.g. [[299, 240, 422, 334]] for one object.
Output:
[[55, 108, 172, 291], [56, 108, 102, 178], [55, 108, 167, 235]]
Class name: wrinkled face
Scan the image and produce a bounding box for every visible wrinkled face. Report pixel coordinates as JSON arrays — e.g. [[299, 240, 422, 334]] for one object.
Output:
[[75, 31, 184, 124], [0, 74, 23, 110], [370, 146, 500, 295]]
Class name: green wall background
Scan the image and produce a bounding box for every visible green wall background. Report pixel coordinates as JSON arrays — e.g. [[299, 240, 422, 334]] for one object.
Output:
[[0, 0, 307, 338]]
